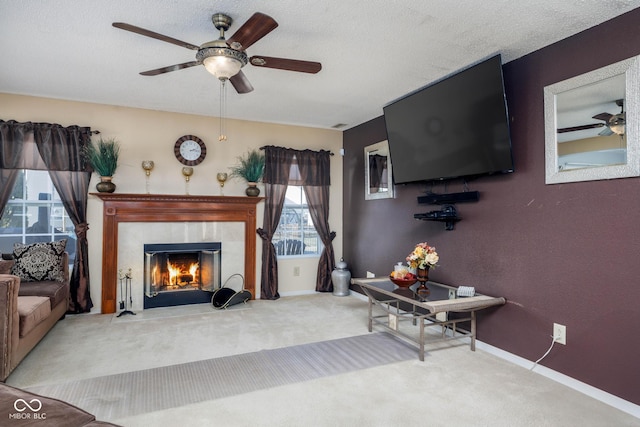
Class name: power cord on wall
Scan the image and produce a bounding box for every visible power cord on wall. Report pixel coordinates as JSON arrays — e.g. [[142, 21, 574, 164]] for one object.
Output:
[[530, 333, 561, 371]]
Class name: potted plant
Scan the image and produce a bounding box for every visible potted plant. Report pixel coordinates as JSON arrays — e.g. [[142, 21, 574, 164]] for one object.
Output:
[[84, 138, 121, 193], [229, 149, 265, 196]]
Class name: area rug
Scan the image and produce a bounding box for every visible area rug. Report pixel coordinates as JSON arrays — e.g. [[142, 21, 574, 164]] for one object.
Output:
[[26, 333, 415, 421]]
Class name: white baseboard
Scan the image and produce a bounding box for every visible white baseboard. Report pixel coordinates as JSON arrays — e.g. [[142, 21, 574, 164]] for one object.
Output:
[[476, 341, 640, 419]]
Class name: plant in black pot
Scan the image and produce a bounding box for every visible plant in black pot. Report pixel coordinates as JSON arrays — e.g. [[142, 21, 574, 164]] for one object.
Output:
[[229, 149, 265, 196], [84, 138, 121, 193]]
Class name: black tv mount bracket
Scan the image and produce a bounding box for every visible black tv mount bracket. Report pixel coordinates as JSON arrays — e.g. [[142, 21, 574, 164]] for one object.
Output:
[[414, 205, 460, 231]]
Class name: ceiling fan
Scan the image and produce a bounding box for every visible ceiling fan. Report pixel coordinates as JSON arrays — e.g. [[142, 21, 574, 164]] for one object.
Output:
[[557, 99, 625, 136], [112, 12, 322, 94]]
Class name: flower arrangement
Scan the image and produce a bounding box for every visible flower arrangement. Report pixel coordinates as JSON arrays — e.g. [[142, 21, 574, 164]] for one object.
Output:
[[406, 242, 439, 270]]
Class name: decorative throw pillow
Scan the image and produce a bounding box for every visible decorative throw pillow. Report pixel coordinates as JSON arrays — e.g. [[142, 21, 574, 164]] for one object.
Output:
[[11, 240, 67, 282]]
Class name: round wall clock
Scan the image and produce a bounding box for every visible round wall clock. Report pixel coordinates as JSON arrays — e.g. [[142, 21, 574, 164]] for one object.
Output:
[[174, 135, 207, 166]]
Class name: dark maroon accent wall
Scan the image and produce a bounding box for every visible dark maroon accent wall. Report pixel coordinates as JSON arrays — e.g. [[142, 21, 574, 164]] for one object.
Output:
[[343, 9, 640, 405]]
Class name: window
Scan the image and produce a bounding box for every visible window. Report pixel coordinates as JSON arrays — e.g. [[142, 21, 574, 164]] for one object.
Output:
[[0, 170, 75, 263], [273, 186, 322, 256]]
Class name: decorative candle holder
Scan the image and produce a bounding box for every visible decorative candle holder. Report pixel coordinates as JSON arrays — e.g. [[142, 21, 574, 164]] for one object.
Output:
[[182, 167, 194, 195], [216, 172, 228, 196], [141, 160, 154, 193]]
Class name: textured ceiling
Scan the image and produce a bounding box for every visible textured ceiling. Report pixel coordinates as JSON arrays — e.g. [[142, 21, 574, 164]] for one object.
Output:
[[2, 1, 639, 130]]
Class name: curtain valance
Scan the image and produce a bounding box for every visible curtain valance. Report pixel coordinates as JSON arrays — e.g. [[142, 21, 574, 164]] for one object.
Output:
[[262, 145, 331, 186], [0, 120, 92, 171]]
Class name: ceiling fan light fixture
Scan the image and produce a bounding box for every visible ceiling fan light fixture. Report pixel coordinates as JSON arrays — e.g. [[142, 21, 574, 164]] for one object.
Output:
[[197, 46, 248, 80], [250, 57, 266, 66], [609, 113, 625, 135]]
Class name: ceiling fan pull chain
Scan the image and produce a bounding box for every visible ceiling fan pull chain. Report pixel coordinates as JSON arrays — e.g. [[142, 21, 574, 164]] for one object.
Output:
[[219, 80, 228, 142]]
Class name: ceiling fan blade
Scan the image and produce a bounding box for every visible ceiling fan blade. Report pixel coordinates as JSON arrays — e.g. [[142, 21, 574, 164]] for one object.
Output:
[[557, 123, 605, 133], [113, 22, 200, 51], [229, 71, 254, 94], [227, 13, 278, 50], [598, 127, 614, 137], [139, 61, 201, 76], [250, 56, 322, 74], [592, 112, 613, 122]]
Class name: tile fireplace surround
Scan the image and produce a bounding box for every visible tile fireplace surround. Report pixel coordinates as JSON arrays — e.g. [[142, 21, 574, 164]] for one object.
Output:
[[92, 193, 263, 314]]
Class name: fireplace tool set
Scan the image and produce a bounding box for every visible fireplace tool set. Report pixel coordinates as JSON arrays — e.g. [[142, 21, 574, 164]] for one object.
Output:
[[118, 268, 136, 317]]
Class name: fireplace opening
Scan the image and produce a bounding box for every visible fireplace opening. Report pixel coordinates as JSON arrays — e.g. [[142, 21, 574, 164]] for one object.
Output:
[[143, 242, 221, 309]]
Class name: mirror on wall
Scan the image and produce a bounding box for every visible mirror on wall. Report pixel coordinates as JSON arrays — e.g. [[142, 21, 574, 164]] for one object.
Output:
[[364, 140, 394, 200], [544, 55, 640, 184]]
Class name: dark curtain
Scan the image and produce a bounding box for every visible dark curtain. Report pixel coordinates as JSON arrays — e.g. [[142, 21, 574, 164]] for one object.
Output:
[[0, 120, 93, 313], [257, 147, 295, 300], [258, 146, 336, 297], [369, 154, 387, 192], [0, 170, 19, 218], [296, 149, 335, 292], [0, 122, 27, 215]]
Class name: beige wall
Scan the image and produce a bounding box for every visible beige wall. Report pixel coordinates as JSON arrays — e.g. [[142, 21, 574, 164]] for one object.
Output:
[[557, 134, 626, 155], [0, 93, 343, 312]]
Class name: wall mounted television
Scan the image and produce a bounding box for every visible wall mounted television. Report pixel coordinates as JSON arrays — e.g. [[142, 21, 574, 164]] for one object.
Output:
[[383, 54, 514, 184]]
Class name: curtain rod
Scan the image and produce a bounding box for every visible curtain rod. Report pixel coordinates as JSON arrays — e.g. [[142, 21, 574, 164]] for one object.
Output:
[[259, 145, 334, 156]]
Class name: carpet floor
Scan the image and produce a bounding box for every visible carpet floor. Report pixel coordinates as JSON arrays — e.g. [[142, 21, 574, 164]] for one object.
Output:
[[6, 293, 640, 426]]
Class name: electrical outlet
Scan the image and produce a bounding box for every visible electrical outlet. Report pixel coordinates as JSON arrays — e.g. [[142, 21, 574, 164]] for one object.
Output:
[[553, 323, 566, 345], [293, 266, 300, 277]]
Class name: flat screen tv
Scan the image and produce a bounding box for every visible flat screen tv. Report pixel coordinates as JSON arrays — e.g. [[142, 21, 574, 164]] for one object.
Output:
[[383, 55, 514, 184]]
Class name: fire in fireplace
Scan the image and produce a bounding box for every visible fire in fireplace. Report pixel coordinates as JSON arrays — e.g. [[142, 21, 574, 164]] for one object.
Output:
[[143, 242, 221, 309]]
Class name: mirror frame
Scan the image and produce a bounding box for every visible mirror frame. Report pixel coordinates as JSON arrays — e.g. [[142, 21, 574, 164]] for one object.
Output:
[[544, 55, 640, 184], [364, 140, 394, 200]]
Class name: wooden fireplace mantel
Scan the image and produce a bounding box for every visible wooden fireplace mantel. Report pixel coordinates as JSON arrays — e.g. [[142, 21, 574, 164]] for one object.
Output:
[[91, 193, 264, 314]]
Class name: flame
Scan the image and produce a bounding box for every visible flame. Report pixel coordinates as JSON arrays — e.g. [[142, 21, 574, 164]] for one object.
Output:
[[189, 263, 198, 278], [166, 260, 199, 287], [167, 261, 179, 286]]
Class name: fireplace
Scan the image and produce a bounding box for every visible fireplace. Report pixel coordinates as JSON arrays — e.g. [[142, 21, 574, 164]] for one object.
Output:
[[93, 194, 262, 314], [143, 242, 221, 309]]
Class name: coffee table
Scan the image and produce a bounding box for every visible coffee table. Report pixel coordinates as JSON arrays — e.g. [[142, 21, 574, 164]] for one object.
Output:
[[351, 277, 506, 361]]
